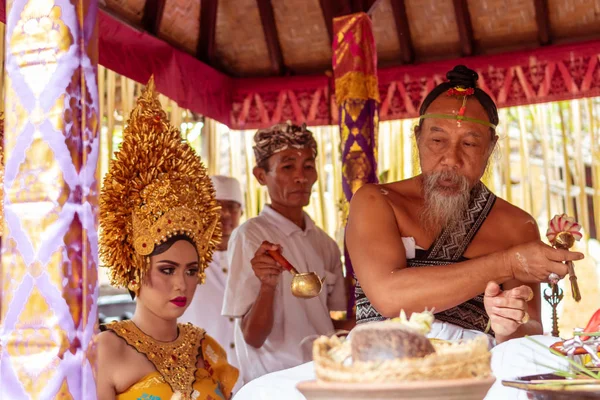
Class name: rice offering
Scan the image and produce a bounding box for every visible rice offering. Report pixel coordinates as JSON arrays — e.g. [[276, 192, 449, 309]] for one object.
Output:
[[313, 310, 492, 383]]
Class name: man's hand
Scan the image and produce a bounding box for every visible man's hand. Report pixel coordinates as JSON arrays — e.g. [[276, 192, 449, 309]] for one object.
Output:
[[504, 240, 582, 283], [251, 241, 284, 289], [484, 281, 533, 337]]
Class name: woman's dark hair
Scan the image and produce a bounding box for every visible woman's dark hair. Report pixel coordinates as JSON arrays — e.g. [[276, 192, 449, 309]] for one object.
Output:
[[151, 234, 197, 257], [418, 65, 499, 130], [128, 234, 198, 299]]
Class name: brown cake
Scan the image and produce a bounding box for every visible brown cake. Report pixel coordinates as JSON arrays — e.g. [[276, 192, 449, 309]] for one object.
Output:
[[351, 321, 436, 362]]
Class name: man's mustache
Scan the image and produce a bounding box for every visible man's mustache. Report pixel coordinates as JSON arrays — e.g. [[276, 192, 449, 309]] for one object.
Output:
[[424, 170, 470, 190]]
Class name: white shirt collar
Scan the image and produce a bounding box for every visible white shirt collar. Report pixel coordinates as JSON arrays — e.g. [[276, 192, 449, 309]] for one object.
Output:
[[260, 205, 316, 236]]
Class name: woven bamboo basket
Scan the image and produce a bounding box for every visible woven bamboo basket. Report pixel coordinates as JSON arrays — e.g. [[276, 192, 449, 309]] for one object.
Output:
[[313, 334, 492, 383]]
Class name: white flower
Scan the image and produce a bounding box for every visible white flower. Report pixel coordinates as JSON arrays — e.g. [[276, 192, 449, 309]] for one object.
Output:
[[390, 309, 435, 335], [546, 214, 582, 243]]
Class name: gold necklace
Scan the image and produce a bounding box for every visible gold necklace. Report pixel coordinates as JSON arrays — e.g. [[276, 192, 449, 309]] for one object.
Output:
[[107, 320, 205, 397]]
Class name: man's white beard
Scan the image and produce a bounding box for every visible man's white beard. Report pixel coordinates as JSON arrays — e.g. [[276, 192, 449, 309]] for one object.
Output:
[[420, 170, 478, 237]]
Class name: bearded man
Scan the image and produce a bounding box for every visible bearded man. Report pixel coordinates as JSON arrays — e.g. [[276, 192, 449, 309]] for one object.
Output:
[[349, 65, 580, 341], [347, 65, 580, 398], [233, 65, 580, 400]]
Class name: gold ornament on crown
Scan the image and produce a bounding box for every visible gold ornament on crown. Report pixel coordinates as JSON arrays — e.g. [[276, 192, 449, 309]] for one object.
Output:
[[99, 77, 221, 289]]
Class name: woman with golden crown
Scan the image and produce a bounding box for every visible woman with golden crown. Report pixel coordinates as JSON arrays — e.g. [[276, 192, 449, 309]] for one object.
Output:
[[96, 78, 239, 400]]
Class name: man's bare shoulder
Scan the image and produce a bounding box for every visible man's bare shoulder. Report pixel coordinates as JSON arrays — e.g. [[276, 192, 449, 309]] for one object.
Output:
[[349, 183, 400, 225], [493, 197, 537, 223], [353, 179, 418, 205], [492, 197, 540, 242], [352, 183, 386, 201]]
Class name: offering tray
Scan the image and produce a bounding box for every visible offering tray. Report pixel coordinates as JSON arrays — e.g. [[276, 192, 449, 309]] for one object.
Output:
[[299, 312, 494, 399], [502, 370, 600, 400], [296, 376, 495, 400], [299, 329, 494, 399]]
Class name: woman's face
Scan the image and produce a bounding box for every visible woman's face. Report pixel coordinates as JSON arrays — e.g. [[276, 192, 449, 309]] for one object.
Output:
[[137, 239, 199, 321]]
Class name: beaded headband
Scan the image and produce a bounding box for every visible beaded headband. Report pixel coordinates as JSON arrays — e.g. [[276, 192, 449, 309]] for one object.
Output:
[[419, 86, 497, 130]]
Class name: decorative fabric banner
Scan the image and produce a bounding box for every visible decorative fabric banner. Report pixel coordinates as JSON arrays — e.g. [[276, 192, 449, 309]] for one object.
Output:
[[0, 0, 99, 399], [333, 14, 379, 105], [333, 13, 380, 316]]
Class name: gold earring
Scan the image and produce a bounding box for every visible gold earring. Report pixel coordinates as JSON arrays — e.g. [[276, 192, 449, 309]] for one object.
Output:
[[128, 280, 140, 292]]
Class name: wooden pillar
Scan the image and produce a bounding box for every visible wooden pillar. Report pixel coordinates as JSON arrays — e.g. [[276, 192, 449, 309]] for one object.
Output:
[[1, 0, 100, 398]]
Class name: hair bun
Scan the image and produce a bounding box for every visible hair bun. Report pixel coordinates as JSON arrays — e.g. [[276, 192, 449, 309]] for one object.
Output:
[[446, 65, 479, 88]]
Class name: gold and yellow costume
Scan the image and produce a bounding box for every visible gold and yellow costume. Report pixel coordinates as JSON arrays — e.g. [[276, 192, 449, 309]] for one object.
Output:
[[106, 321, 237, 400], [99, 78, 238, 399]]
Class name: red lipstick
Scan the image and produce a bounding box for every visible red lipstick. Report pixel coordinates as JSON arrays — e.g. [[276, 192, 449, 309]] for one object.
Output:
[[170, 297, 187, 307]]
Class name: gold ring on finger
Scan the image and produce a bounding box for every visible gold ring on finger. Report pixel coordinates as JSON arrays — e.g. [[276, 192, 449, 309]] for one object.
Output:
[[521, 312, 530, 324], [527, 291, 534, 302]]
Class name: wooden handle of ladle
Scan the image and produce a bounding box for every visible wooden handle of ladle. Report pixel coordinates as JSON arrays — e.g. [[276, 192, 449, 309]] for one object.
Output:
[[267, 250, 299, 275], [566, 261, 581, 302]]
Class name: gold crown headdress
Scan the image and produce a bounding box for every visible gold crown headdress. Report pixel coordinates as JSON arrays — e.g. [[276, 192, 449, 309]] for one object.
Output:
[[99, 77, 220, 289]]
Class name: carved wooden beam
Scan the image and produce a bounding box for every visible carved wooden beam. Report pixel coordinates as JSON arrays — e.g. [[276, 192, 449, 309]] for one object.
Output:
[[350, 0, 377, 13], [256, 0, 285, 75], [390, 0, 414, 64], [141, 0, 167, 35], [452, 0, 474, 56], [319, 0, 336, 42], [319, 0, 355, 43], [197, 0, 218, 64], [533, 0, 551, 45]]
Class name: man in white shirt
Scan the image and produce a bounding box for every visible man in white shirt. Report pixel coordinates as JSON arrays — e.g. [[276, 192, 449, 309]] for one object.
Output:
[[180, 175, 243, 376], [222, 122, 348, 386]]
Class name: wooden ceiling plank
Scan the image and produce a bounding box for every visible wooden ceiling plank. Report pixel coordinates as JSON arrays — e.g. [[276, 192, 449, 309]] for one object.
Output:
[[452, 0, 475, 56], [198, 0, 219, 63], [341, 0, 353, 15], [366, 0, 383, 15], [533, 0, 551, 45], [390, 0, 415, 64], [319, 0, 336, 43], [256, 0, 286, 75], [351, 0, 378, 13], [141, 0, 167, 35]]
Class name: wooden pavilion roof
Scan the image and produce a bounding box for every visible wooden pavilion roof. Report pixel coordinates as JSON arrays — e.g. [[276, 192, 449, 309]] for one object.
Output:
[[100, 0, 600, 78]]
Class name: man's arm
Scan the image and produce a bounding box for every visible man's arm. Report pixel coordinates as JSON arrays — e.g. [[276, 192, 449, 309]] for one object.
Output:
[[239, 241, 283, 348], [223, 231, 281, 348], [241, 285, 277, 348], [491, 216, 544, 342], [346, 184, 575, 318], [346, 184, 512, 317]]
